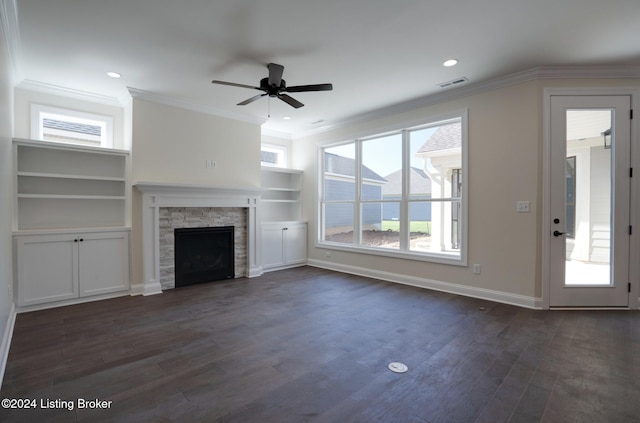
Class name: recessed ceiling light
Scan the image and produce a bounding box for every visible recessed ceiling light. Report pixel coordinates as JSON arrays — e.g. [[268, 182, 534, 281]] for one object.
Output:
[[107, 71, 121, 78], [443, 59, 458, 67], [283, 116, 291, 120]]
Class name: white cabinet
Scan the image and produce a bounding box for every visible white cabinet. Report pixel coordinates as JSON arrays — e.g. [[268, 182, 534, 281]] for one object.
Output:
[[15, 230, 130, 308], [12, 139, 131, 310], [262, 222, 307, 271]]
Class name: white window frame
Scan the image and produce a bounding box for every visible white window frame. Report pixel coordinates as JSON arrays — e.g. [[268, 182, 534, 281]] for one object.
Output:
[[260, 143, 288, 168], [317, 111, 468, 266], [30, 104, 114, 148]]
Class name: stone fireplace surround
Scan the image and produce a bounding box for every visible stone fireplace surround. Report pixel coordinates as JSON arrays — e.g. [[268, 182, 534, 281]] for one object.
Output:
[[134, 182, 262, 296]]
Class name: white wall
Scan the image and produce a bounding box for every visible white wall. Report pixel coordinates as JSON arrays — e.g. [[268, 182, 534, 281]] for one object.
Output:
[[131, 98, 261, 187], [130, 98, 262, 287], [0, 14, 15, 384], [295, 80, 541, 301]]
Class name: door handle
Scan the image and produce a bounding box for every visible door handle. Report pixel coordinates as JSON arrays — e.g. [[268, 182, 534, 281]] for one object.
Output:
[[553, 230, 565, 237]]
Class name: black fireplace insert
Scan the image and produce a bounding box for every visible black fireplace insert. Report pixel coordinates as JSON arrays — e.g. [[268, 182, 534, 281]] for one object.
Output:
[[174, 226, 234, 287]]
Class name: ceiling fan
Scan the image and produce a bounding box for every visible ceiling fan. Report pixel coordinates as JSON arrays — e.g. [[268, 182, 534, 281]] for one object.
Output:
[[212, 63, 333, 109]]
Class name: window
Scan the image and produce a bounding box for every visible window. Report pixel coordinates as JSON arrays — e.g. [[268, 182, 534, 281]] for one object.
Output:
[[565, 156, 576, 238], [31, 104, 114, 148], [261, 143, 288, 168], [319, 113, 467, 264]]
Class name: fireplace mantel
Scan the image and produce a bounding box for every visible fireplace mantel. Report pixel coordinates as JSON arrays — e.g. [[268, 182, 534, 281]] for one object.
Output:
[[134, 182, 263, 295]]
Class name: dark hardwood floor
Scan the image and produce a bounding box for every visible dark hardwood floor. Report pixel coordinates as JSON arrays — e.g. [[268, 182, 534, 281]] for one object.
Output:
[[1, 266, 639, 422]]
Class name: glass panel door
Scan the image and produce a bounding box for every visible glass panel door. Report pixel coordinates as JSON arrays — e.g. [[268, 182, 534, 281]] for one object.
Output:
[[549, 95, 630, 307]]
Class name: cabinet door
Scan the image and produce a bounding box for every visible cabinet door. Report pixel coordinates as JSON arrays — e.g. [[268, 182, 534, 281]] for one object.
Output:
[[284, 224, 307, 264], [16, 234, 78, 306], [79, 231, 130, 296], [262, 225, 285, 268]]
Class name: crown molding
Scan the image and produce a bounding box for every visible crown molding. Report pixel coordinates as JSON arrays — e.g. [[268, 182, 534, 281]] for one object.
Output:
[[0, 0, 21, 84], [292, 65, 640, 140], [16, 79, 125, 107], [536, 64, 640, 79], [127, 87, 267, 127], [260, 127, 293, 140]]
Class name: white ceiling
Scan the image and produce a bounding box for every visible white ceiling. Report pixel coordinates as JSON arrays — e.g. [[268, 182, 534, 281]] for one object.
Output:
[[10, 0, 640, 137]]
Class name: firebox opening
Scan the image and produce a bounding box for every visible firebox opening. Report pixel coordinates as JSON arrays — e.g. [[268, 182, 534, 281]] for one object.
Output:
[[174, 226, 235, 287]]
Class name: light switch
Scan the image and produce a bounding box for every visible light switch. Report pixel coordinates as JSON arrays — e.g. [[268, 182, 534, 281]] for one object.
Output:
[[516, 201, 530, 213]]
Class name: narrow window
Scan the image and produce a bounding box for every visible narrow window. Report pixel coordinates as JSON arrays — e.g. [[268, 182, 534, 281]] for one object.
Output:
[[31, 104, 113, 148], [261, 143, 288, 168]]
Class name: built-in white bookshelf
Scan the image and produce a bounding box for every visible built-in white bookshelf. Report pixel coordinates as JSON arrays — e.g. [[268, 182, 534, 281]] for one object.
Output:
[[13, 139, 129, 230], [261, 167, 303, 222], [260, 167, 307, 272]]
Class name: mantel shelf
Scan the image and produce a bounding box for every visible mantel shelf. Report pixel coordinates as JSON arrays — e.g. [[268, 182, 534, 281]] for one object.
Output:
[[134, 181, 262, 197]]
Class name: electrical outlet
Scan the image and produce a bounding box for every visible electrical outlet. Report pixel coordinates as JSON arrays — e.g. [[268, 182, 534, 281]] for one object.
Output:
[[472, 264, 481, 274], [325, 251, 332, 258], [516, 201, 530, 213], [205, 160, 217, 169]]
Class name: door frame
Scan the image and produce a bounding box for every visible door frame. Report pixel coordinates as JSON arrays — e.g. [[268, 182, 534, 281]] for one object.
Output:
[[542, 87, 640, 309]]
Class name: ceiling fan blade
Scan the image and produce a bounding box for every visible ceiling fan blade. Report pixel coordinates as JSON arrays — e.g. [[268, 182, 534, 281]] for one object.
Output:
[[237, 93, 267, 106], [285, 83, 333, 93], [267, 63, 284, 87], [212, 80, 262, 91], [278, 93, 304, 109]]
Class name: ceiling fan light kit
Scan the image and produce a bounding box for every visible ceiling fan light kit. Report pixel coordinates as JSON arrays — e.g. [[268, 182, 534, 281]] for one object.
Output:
[[212, 63, 333, 109]]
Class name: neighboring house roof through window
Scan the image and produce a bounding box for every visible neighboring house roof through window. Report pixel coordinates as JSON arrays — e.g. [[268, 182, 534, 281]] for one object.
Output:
[[42, 118, 102, 136], [324, 152, 387, 182], [417, 122, 461, 153], [383, 167, 431, 196]]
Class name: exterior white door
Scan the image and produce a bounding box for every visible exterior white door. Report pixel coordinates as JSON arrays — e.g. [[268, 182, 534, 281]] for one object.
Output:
[[549, 95, 631, 307]]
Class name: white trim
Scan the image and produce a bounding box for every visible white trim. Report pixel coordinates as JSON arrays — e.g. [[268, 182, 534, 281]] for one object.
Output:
[[307, 259, 543, 309], [294, 65, 640, 140], [128, 87, 267, 127], [134, 182, 264, 296], [17, 79, 124, 107], [542, 87, 640, 310], [0, 302, 16, 388], [261, 128, 293, 140]]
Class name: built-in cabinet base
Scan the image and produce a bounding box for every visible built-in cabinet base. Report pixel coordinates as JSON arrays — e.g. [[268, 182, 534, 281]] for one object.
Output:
[[13, 228, 130, 311], [262, 222, 307, 272]]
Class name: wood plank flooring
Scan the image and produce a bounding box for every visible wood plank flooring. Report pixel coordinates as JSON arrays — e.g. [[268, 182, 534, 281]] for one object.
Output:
[[1, 266, 639, 422]]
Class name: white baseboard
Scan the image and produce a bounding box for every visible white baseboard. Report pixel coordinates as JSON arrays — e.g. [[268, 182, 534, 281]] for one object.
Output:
[[0, 302, 17, 388], [307, 259, 543, 310], [130, 281, 163, 296]]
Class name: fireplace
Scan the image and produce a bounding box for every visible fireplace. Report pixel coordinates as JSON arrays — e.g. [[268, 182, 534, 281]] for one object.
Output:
[[174, 226, 235, 287], [134, 182, 262, 296]]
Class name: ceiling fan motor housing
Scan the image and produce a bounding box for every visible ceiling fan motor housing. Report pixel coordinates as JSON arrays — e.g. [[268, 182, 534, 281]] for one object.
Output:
[[260, 77, 286, 97]]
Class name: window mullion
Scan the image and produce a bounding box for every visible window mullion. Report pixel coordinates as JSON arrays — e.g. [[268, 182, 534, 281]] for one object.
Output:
[[400, 130, 409, 251], [354, 139, 362, 246]]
